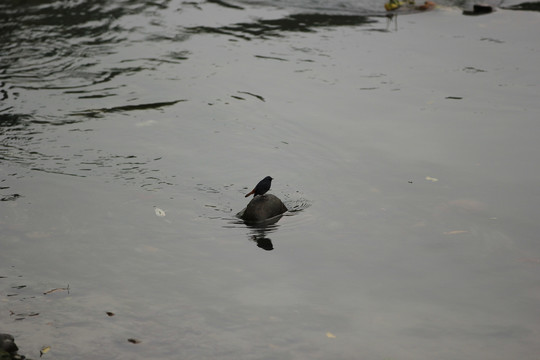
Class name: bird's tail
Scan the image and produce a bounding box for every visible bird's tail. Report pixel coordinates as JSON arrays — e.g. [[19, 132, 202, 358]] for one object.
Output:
[[245, 189, 255, 197]]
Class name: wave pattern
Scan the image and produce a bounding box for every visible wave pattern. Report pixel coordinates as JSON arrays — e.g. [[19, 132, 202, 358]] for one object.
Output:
[[0, 0, 496, 192]]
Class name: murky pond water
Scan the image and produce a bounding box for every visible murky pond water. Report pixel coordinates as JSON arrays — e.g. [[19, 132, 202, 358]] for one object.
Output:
[[1, 0, 540, 359]]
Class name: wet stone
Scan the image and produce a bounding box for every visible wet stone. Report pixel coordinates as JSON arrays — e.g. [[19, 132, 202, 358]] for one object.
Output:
[[238, 194, 288, 223]]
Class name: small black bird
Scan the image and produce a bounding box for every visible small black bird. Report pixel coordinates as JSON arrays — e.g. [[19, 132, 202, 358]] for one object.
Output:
[[245, 176, 273, 197]]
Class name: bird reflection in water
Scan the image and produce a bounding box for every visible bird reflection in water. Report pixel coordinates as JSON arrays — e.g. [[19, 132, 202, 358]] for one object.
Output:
[[244, 214, 284, 251]]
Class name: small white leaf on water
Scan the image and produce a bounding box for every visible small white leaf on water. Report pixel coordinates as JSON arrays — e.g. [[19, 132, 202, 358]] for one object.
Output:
[[154, 207, 166, 217], [425, 176, 439, 182]]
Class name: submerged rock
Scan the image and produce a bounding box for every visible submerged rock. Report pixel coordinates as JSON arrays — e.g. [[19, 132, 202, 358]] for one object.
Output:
[[0, 335, 17, 355], [504, 1, 540, 11], [0, 334, 28, 360], [238, 194, 288, 223], [463, 4, 494, 15]]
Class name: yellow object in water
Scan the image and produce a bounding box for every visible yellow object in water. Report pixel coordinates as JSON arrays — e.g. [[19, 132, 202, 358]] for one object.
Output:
[[40, 346, 51, 357], [384, 0, 416, 11], [384, 0, 403, 11]]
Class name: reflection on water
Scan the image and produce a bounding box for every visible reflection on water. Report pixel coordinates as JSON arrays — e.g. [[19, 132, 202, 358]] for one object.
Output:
[[187, 13, 376, 40], [0, 127, 175, 191], [0, 0, 193, 125], [0, 0, 130, 94], [71, 99, 187, 118], [2, 0, 540, 359], [0, 0, 184, 191], [0, 0, 382, 195], [237, 216, 282, 251], [0, 0, 383, 125], [223, 197, 311, 251]]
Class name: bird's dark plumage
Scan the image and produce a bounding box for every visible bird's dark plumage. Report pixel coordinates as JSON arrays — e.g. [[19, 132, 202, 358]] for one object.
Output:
[[245, 176, 273, 197]]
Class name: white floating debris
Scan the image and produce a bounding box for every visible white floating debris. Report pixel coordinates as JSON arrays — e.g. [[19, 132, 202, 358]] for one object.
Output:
[[154, 207, 166, 217], [425, 176, 439, 182]]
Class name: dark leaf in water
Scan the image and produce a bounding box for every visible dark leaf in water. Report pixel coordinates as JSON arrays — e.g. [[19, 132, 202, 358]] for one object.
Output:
[[1, 194, 21, 201], [128, 338, 141, 344], [207, 0, 245, 9], [43, 285, 70, 295], [255, 55, 288, 61], [10, 311, 40, 317], [72, 99, 187, 117], [238, 91, 265, 102]]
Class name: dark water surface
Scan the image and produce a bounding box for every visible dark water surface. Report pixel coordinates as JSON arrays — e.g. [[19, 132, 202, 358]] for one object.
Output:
[[1, 0, 540, 359]]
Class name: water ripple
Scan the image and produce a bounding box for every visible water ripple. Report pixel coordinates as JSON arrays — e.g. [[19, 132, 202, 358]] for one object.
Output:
[[0, 0, 191, 120], [71, 99, 187, 118], [186, 13, 376, 40]]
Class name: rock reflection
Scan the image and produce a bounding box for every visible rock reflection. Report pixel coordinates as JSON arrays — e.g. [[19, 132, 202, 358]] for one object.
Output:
[[252, 236, 273, 250], [225, 197, 310, 251], [226, 212, 284, 251], [246, 215, 284, 251]]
